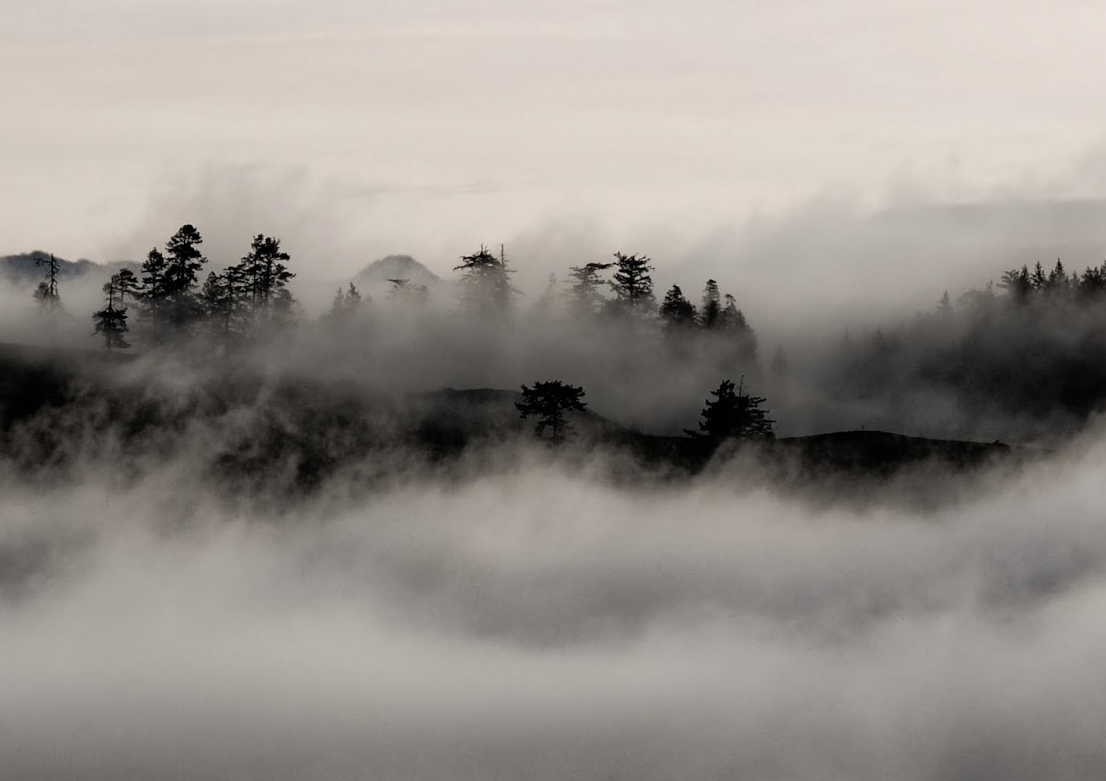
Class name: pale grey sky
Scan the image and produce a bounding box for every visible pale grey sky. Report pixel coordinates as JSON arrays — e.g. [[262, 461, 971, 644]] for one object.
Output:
[[4, 0, 1106, 293]]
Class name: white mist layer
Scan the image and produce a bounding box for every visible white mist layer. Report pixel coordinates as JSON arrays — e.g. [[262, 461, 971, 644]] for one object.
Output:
[[4, 438, 1106, 780]]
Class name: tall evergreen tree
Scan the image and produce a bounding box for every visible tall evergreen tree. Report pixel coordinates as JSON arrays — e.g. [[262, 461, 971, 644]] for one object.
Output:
[[566, 261, 614, 317], [92, 274, 129, 350], [238, 234, 294, 317], [1030, 261, 1047, 291], [659, 284, 698, 333], [1046, 259, 1070, 296], [163, 224, 206, 296], [199, 270, 244, 337], [700, 279, 721, 329], [328, 282, 364, 323], [1000, 265, 1032, 304], [718, 294, 748, 332], [716, 293, 758, 365], [454, 244, 516, 315], [607, 252, 655, 315], [138, 225, 207, 336], [112, 268, 141, 306], [33, 254, 62, 310]]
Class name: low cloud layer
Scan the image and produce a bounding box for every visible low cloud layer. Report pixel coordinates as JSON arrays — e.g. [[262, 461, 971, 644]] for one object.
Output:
[[4, 429, 1106, 779]]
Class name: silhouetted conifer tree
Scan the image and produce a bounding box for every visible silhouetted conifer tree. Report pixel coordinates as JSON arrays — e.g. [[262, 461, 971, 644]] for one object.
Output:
[[718, 293, 757, 363], [567, 261, 614, 317], [138, 225, 208, 336], [1045, 259, 1071, 297], [607, 252, 655, 315], [200, 270, 243, 337], [328, 282, 364, 322], [237, 234, 295, 322], [1030, 261, 1047, 292], [33, 254, 61, 310], [659, 284, 698, 333], [515, 380, 588, 444], [113, 268, 140, 306], [687, 377, 774, 440], [1000, 265, 1032, 304], [92, 274, 128, 350], [1080, 264, 1106, 300], [454, 244, 516, 315], [700, 279, 721, 328]]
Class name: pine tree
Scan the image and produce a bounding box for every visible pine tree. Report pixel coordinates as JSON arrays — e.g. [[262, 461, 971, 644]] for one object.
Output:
[[33, 254, 62, 310], [163, 224, 206, 295], [162, 224, 207, 330], [659, 284, 697, 333], [687, 377, 774, 440], [700, 279, 721, 329], [566, 261, 614, 317], [328, 282, 364, 322], [515, 380, 588, 444], [1000, 265, 1032, 304], [200, 270, 241, 337], [937, 290, 952, 314], [92, 274, 129, 350], [454, 244, 516, 315], [607, 252, 655, 315], [718, 294, 748, 331], [138, 225, 208, 336], [112, 268, 141, 306], [237, 234, 294, 321], [1046, 259, 1070, 296], [1030, 261, 1047, 291]]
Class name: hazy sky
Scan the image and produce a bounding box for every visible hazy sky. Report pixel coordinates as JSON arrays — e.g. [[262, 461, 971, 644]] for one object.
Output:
[[4, 1, 1106, 284]]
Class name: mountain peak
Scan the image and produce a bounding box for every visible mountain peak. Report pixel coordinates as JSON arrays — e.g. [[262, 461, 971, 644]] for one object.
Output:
[[353, 255, 441, 289]]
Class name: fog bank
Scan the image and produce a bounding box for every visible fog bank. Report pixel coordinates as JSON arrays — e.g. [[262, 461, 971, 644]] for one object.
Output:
[[4, 429, 1106, 779]]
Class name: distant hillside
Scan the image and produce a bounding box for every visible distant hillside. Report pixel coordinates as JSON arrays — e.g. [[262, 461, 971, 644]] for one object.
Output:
[[353, 255, 442, 290], [0, 342, 1025, 497], [0, 251, 137, 287]]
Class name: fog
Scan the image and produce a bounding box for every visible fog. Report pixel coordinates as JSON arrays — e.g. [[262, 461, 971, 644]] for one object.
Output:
[[9, 3, 1106, 773], [4, 421, 1106, 779]]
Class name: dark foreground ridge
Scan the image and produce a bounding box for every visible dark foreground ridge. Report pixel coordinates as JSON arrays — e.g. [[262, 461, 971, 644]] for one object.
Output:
[[0, 341, 1025, 501]]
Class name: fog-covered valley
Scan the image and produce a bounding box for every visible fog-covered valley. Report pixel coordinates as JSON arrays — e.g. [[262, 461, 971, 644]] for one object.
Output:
[[4, 415, 1106, 779], [9, 0, 1106, 773]]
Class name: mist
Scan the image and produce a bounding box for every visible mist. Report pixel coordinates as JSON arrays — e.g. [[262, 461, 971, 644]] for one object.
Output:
[[4, 421, 1106, 780], [9, 1, 1106, 776]]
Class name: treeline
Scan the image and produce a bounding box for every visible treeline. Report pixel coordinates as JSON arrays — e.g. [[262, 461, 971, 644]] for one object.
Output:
[[833, 257, 1106, 436], [83, 225, 296, 349], [31, 229, 760, 375]]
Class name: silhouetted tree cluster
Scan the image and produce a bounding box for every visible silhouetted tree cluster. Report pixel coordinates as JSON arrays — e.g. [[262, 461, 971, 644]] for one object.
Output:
[[327, 282, 364, 323], [92, 224, 298, 349], [994, 258, 1106, 305], [566, 261, 614, 317]]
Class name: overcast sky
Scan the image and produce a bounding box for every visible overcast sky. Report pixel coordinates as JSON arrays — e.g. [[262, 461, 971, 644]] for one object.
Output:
[[4, 1, 1106, 293]]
